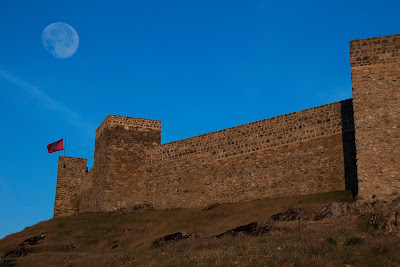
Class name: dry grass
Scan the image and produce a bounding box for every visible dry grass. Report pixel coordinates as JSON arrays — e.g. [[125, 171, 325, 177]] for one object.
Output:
[[1, 191, 399, 266]]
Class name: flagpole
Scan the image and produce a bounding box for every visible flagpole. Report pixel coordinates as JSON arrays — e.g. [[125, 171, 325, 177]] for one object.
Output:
[[64, 136, 66, 157]]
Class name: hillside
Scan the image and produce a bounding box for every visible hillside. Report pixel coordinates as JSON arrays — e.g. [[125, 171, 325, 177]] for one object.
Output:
[[1, 191, 400, 266]]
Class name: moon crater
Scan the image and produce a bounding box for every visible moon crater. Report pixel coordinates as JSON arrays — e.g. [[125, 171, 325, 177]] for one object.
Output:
[[42, 22, 79, 59]]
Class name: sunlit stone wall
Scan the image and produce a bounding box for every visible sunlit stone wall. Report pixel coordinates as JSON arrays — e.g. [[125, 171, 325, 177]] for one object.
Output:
[[351, 34, 400, 201]]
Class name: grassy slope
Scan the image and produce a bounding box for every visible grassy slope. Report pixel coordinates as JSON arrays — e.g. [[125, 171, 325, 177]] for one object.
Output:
[[1, 191, 399, 266]]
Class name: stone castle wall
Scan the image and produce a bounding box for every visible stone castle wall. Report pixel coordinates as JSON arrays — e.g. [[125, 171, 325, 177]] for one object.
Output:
[[54, 32, 400, 217], [75, 100, 356, 213], [147, 100, 354, 164], [141, 100, 355, 209], [54, 156, 87, 216], [90, 115, 161, 212], [350, 34, 400, 201]]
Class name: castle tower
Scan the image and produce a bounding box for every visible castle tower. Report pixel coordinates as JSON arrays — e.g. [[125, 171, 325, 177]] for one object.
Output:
[[54, 156, 87, 217], [92, 115, 161, 211], [350, 34, 400, 201]]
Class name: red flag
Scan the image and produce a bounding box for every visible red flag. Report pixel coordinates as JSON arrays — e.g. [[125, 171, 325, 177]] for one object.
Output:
[[47, 138, 64, 153]]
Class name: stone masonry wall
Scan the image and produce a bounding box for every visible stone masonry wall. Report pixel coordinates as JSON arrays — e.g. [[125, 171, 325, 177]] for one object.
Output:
[[56, 33, 400, 216], [79, 168, 95, 212], [54, 156, 87, 217], [140, 100, 355, 209], [76, 101, 356, 213], [350, 34, 400, 201], [144, 134, 346, 209], [79, 115, 161, 212], [341, 99, 358, 195], [147, 100, 354, 164]]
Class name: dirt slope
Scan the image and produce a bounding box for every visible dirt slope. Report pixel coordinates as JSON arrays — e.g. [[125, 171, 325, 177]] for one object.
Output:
[[1, 191, 400, 266]]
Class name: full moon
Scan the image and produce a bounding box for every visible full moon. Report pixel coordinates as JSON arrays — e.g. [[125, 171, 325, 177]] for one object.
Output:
[[42, 22, 79, 59]]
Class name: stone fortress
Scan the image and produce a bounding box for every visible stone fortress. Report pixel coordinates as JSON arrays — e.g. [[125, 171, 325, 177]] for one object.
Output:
[[54, 33, 400, 217]]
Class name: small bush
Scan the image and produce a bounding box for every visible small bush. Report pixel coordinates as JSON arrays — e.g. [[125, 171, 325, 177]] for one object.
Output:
[[357, 217, 374, 234], [62, 230, 72, 236], [345, 236, 364, 246], [336, 226, 351, 236], [86, 236, 100, 244], [343, 252, 357, 265], [308, 245, 322, 255], [292, 257, 302, 267], [325, 237, 338, 246], [257, 238, 268, 244], [371, 242, 390, 255]]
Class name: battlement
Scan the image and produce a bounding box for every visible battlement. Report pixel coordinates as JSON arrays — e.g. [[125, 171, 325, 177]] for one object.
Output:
[[95, 115, 161, 137], [350, 34, 400, 67]]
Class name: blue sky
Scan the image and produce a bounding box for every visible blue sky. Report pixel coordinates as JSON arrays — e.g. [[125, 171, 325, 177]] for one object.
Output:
[[1, 0, 400, 239]]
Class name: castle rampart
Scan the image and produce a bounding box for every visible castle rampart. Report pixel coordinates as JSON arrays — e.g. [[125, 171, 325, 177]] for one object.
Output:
[[53, 32, 399, 217], [350, 34, 400, 201], [140, 99, 355, 209], [54, 156, 87, 216], [146, 100, 354, 165], [74, 99, 356, 213], [90, 115, 161, 212]]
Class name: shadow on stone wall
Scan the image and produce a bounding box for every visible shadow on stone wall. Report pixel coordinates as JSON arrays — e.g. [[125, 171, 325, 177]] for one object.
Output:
[[340, 99, 358, 197]]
